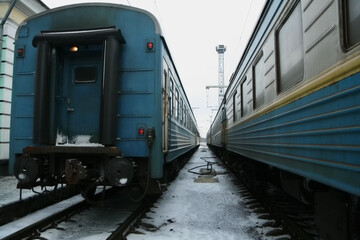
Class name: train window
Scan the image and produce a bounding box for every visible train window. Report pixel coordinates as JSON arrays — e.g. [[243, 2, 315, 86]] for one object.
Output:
[[163, 69, 167, 89], [180, 99, 184, 122], [74, 66, 98, 83], [169, 77, 174, 116], [343, 0, 360, 49], [183, 107, 187, 127], [183, 102, 186, 124], [232, 91, 237, 122], [253, 52, 264, 108], [240, 76, 246, 118], [241, 76, 252, 117], [184, 108, 187, 126], [185, 107, 187, 125], [276, 2, 304, 92], [175, 89, 179, 120]]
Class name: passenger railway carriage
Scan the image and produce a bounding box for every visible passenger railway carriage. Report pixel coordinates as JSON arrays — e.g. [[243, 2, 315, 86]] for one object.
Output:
[[207, 0, 360, 239], [10, 3, 199, 197]]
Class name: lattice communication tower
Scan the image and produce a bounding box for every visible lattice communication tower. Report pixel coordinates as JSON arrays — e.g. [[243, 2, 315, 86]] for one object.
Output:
[[216, 45, 226, 106]]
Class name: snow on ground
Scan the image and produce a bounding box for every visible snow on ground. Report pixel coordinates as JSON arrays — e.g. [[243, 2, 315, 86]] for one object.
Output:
[[39, 193, 139, 240], [127, 144, 283, 240], [0, 176, 38, 207], [0, 195, 84, 239], [0, 175, 63, 208]]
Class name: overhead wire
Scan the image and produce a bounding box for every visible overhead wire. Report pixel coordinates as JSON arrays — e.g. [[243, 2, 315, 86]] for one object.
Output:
[[230, 0, 255, 69], [153, 0, 166, 35]]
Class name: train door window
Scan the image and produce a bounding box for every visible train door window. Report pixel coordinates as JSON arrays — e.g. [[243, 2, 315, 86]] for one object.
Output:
[[163, 69, 167, 90], [163, 59, 169, 89], [74, 66, 98, 83], [276, 1, 304, 93], [343, 0, 360, 49], [253, 52, 264, 108], [163, 68, 170, 116]]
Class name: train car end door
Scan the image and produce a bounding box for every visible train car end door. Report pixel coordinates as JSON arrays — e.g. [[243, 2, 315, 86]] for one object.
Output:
[[63, 45, 103, 144]]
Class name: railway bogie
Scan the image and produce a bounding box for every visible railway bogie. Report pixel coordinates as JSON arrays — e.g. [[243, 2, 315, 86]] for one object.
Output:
[[207, 0, 360, 239]]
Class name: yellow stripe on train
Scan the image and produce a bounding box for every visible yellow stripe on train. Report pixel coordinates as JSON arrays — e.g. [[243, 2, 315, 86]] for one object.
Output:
[[234, 51, 360, 127]]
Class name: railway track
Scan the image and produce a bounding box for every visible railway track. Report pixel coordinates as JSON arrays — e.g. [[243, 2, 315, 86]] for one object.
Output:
[[0, 195, 87, 240], [0, 188, 158, 240], [107, 196, 158, 240], [0, 187, 79, 226]]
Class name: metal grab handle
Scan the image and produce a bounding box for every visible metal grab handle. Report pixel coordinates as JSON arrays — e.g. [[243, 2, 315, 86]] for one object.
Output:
[[67, 98, 74, 112]]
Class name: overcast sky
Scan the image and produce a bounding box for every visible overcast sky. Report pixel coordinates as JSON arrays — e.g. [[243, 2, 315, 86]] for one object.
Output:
[[42, 0, 266, 137]]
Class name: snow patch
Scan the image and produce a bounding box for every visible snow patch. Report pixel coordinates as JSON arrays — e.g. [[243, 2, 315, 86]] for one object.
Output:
[[56, 131, 104, 147], [119, 178, 128, 185], [18, 173, 26, 180]]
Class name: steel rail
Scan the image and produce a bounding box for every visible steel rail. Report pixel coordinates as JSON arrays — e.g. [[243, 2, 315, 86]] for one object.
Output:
[[107, 196, 158, 240], [1, 200, 88, 240]]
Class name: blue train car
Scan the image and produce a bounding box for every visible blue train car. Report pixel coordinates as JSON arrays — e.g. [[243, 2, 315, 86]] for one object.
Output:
[[10, 3, 199, 196], [207, 0, 360, 239]]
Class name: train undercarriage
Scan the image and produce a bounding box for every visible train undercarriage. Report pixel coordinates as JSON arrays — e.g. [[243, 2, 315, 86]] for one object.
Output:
[[13, 146, 135, 195], [13, 144, 198, 202]]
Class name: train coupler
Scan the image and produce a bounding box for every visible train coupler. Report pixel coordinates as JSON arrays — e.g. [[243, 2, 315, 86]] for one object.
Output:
[[65, 159, 87, 184]]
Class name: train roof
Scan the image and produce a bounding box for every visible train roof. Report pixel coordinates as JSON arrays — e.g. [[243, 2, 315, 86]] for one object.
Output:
[[18, 3, 163, 35]]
